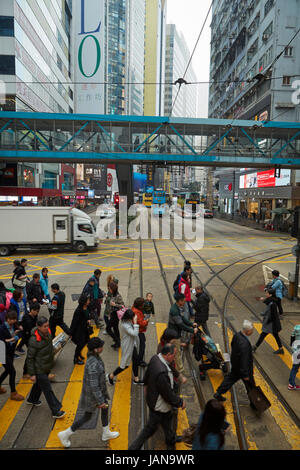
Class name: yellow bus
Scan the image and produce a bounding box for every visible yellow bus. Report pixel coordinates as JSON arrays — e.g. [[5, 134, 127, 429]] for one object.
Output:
[[142, 191, 153, 207]]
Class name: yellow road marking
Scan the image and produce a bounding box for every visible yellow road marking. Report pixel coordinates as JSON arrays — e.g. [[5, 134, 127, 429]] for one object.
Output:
[[109, 349, 132, 450]]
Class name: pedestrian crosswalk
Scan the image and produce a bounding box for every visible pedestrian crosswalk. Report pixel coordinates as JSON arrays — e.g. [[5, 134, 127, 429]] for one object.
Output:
[[1, 321, 300, 450]]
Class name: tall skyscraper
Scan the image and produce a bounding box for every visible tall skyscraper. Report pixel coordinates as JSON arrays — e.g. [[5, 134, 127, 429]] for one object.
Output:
[[209, 0, 300, 122], [144, 0, 167, 117], [0, 0, 75, 205]]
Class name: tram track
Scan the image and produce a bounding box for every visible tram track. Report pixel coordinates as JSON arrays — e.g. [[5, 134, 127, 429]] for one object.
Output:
[[152, 239, 207, 431], [171, 238, 300, 447]]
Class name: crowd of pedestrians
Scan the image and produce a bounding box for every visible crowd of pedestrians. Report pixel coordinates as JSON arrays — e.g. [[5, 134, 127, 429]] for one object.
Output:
[[0, 257, 298, 451]]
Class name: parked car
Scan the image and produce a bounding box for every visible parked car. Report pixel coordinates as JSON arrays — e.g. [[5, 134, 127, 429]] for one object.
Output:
[[204, 208, 214, 218]]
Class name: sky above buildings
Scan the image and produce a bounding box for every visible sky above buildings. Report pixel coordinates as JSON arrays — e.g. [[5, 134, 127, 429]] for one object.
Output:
[[167, 0, 212, 118]]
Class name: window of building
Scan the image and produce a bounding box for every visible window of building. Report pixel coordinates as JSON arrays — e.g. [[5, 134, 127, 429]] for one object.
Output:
[[282, 76, 292, 85], [284, 46, 293, 57], [0, 16, 14, 36], [264, 0, 274, 17], [0, 55, 15, 75]]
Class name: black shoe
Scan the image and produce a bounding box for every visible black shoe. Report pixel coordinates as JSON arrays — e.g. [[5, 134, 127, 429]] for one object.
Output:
[[74, 358, 84, 365], [52, 410, 66, 419], [213, 392, 226, 402], [111, 343, 120, 349], [175, 435, 183, 443], [133, 379, 144, 385], [107, 374, 114, 385], [26, 399, 42, 407]]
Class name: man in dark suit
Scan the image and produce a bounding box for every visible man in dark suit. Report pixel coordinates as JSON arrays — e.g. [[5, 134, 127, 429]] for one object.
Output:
[[214, 320, 255, 402], [128, 343, 186, 450]]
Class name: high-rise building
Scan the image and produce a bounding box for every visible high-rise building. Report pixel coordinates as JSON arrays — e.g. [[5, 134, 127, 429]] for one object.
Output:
[[209, 0, 300, 217], [164, 24, 197, 118], [144, 0, 167, 117], [209, 0, 300, 122], [164, 23, 198, 190], [0, 0, 75, 206]]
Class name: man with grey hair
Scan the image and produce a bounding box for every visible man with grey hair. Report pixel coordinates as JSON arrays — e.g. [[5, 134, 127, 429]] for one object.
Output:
[[214, 320, 255, 403]]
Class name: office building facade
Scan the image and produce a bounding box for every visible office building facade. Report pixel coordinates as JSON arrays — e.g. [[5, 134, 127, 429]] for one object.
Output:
[[0, 0, 75, 205]]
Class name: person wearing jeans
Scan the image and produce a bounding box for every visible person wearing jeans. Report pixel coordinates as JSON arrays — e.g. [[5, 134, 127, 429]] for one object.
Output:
[[252, 289, 283, 355], [26, 316, 65, 418]]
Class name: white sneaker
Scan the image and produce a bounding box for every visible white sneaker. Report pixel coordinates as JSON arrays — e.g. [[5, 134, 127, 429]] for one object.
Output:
[[58, 427, 74, 448], [102, 330, 108, 335], [102, 425, 119, 441]]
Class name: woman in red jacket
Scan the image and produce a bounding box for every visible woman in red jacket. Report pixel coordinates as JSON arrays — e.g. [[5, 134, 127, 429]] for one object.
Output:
[[132, 297, 148, 367], [178, 272, 194, 320]]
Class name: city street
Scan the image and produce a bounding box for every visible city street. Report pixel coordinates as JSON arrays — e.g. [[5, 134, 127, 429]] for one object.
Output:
[[0, 212, 299, 450]]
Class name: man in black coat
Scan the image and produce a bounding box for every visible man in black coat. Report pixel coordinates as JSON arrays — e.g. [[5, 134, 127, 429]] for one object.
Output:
[[128, 343, 186, 450], [192, 286, 211, 335], [214, 320, 255, 402], [26, 273, 45, 305], [48, 283, 70, 339]]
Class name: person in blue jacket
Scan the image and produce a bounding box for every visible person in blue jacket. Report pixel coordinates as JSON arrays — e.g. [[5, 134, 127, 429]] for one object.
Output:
[[270, 270, 284, 316], [40, 267, 50, 301], [192, 399, 230, 450]]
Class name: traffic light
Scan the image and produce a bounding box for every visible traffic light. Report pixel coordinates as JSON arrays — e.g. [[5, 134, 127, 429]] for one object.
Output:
[[291, 207, 300, 239]]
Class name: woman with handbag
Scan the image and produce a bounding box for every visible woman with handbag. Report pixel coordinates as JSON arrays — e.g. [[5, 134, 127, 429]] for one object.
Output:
[[107, 308, 143, 385], [70, 294, 92, 365], [12, 259, 29, 303], [252, 288, 283, 355], [106, 281, 124, 349]]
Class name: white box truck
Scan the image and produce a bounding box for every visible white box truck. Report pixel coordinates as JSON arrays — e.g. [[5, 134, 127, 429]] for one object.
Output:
[[0, 207, 99, 256]]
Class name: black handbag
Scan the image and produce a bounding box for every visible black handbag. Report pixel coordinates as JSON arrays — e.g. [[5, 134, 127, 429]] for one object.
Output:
[[248, 385, 271, 413]]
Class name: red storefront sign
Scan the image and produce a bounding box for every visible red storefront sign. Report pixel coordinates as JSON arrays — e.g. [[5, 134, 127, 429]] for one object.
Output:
[[257, 169, 276, 187]]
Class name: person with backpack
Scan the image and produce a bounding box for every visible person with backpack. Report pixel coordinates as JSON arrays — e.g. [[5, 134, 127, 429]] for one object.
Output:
[[12, 259, 29, 303], [252, 288, 283, 355], [288, 325, 300, 390], [269, 270, 287, 316], [178, 272, 194, 320]]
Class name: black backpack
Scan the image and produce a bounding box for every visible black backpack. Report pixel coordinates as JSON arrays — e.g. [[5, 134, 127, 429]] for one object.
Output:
[[173, 274, 181, 295]]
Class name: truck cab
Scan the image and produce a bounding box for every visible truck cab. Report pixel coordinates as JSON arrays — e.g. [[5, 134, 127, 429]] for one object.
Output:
[[71, 208, 98, 252]]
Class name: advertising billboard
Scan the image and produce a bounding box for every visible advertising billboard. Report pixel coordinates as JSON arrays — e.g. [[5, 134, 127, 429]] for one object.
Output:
[[240, 169, 290, 189], [74, 0, 105, 113]]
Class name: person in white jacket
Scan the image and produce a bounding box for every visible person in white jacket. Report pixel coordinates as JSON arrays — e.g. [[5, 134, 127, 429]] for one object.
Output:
[[107, 309, 143, 385]]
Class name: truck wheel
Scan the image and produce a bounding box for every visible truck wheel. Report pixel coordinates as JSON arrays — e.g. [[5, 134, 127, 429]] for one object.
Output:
[[0, 246, 11, 256], [75, 241, 87, 253]]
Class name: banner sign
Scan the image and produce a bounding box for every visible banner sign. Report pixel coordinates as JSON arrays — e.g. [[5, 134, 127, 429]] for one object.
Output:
[[74, 0, 105, 113], [240, 169, 290, 189]]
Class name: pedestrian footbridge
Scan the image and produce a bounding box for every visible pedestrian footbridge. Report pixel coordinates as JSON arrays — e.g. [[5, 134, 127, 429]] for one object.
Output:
[[0, 111, 300, 168]]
